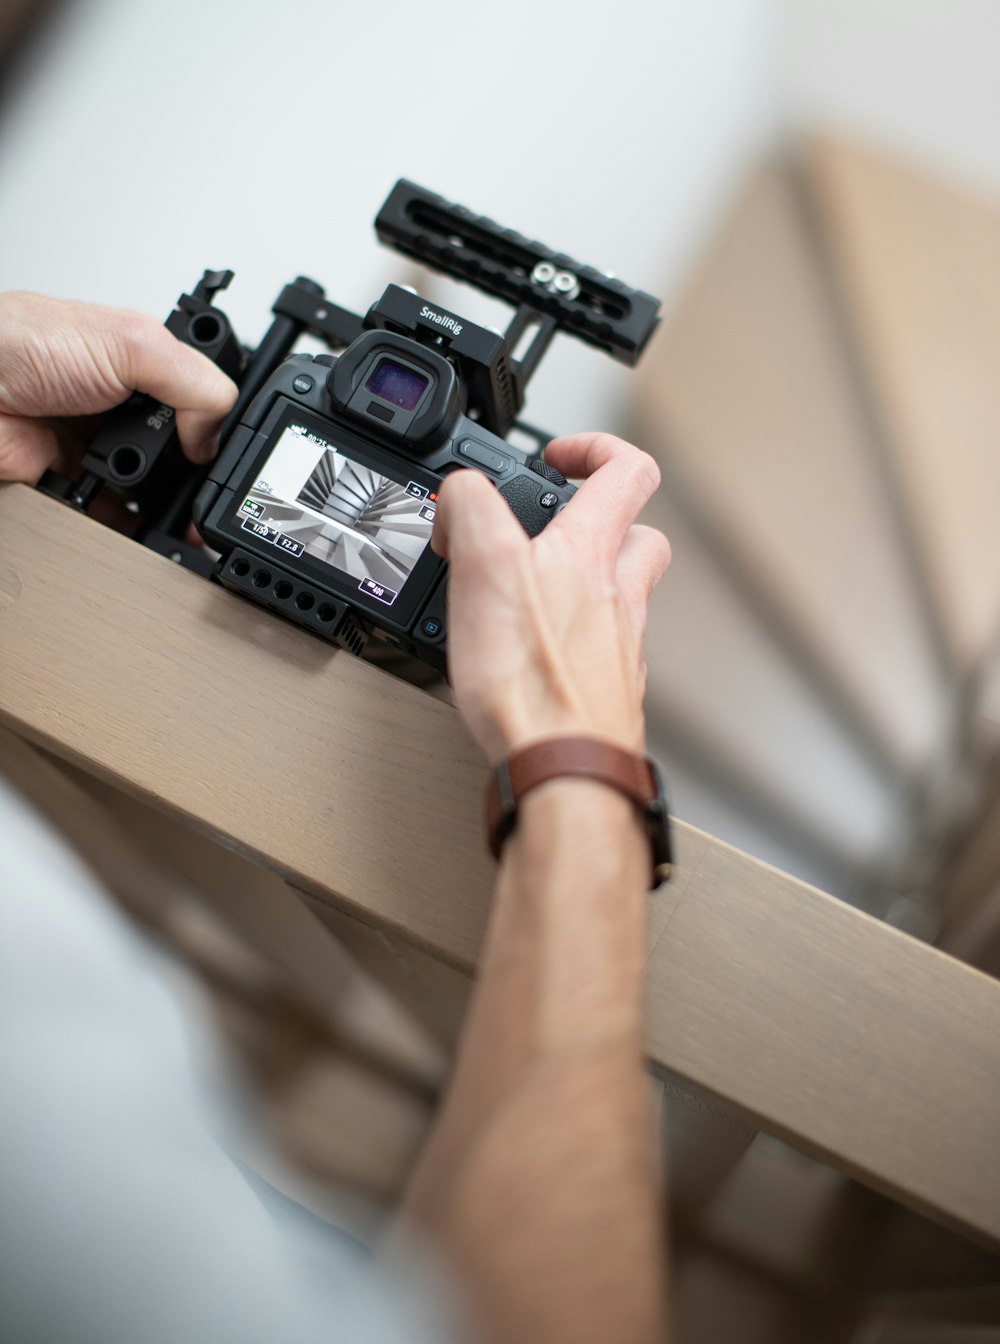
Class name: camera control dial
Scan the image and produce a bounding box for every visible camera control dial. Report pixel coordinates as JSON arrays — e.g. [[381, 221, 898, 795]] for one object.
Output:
[[528, 458, 568, 488]]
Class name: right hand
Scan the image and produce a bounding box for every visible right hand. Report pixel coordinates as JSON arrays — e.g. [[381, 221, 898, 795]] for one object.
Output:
[[431, 433, 669, 763]]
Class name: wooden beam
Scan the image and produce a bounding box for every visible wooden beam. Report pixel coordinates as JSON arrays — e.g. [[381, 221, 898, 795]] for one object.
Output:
[[64, 769, 449, 1087], [2, 483, 1000, 1247], [0, 484, 494, 964], [643, 836, 1000, 1247]]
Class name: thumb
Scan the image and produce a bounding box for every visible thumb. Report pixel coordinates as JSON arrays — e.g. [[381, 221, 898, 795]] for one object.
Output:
[[102, 311, 238, 464], [0, 293, 237, 465]]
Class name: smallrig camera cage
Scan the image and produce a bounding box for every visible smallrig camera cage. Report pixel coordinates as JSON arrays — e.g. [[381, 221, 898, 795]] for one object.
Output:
[[38, 182, 662, 676]]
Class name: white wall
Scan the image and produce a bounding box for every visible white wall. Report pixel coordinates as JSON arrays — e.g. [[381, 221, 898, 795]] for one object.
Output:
[[0, 0, 777, 436], [776, 0, 1000, 196]]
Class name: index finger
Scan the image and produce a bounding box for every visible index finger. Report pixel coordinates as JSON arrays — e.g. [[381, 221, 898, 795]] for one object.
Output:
[[543, 433, 661, 556]]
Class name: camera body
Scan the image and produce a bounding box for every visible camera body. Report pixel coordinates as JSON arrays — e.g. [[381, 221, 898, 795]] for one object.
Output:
[[38, 181, 661, 679], [193, 300, 575, 673]]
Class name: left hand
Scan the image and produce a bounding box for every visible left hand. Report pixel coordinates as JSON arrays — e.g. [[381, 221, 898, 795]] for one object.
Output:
[[0, 290, 237, 487]]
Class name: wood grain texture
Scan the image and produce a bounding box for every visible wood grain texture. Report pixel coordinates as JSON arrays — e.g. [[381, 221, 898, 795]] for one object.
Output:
[[73, 772, 448, 1088], [809, 135, 1000, 672], [2, 483, 1000, 1245], [644, 835, 1000, 1246], [0, 483, 494, 964]]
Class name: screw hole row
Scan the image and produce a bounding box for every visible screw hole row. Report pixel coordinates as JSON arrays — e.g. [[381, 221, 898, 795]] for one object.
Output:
[[230, 558, 338, 622]]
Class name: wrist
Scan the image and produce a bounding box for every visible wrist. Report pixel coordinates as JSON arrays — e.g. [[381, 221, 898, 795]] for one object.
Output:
[[501, 777, 650, 885], [519, 775, 647, 833]]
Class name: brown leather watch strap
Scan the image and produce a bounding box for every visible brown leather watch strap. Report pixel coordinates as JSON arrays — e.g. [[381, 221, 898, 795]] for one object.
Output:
[[486, 737, 669, 884]]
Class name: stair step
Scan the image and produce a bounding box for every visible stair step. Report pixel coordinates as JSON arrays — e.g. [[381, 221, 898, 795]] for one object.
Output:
[[643, 501, 907, 888], [633, 165, 950, 777], [808, 134, 1000, 675]]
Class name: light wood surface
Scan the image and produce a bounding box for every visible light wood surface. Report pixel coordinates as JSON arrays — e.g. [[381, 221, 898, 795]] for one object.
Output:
[[0, 483, 495, 963], [643, 827, 1000, 1246], [808, 136, 1000, 675], [2, 483, 1000, 1248], [71, 771, 449, 1087]]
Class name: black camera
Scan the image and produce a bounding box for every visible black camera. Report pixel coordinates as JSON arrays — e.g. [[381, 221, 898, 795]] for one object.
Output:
[[39, 181, 661, 676]]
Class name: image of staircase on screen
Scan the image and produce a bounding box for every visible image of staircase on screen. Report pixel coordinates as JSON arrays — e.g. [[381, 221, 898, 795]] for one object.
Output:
[[239, 424, 434, 600], [297, 450, 431, 588]]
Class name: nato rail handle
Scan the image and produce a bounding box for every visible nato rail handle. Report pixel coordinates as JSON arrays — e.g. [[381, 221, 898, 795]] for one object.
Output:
[[375, 180, 661, 366]]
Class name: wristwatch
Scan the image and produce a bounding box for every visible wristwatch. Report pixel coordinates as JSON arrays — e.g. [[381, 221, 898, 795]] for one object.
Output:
[[485, 736, 673, 889]]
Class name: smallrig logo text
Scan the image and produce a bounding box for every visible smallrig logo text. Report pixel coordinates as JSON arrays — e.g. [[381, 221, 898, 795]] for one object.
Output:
[[420, 305, 462, 336], [146, 403, 174, 431]]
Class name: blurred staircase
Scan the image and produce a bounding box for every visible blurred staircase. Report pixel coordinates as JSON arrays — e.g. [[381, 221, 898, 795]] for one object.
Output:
[[629, 132, 1000, 1342], [631, 134, 1000, 945]]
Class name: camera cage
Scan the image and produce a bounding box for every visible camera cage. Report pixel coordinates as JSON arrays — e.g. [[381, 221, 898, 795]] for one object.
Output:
[[36, 181, 661, 648]]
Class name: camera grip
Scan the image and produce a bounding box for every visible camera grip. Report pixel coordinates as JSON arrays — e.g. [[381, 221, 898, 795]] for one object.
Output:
[[412, 457, 569, 679], [499, 472, 563, 538]]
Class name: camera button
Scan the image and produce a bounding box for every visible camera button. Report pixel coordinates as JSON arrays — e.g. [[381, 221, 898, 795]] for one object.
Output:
[[457, 438, 510, 476], [540, 491, 559, 509], [421, 616, 444, 640], [292, 374, 314, 394]]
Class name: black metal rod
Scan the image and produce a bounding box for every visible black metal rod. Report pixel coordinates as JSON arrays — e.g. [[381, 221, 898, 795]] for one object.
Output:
[[506, 307, 558, 412]]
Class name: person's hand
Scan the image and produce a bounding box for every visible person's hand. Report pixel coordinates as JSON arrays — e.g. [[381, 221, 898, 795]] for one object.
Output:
[[0, 291, 237, 486], [431, 433, 669, 763]]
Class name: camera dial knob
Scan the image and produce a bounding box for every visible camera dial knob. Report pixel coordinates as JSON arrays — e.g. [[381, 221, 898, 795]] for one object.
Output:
[[528, 458, 568, 488]]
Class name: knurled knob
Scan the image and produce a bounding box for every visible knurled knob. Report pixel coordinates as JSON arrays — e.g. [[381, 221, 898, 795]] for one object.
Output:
[[528, 457, 568, 487]]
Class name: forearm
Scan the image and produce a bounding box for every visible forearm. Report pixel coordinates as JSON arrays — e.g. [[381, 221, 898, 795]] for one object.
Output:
[[397, 780, 666, 1344]]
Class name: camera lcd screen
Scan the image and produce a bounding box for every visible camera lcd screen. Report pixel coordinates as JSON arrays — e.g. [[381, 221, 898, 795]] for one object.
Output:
[[234, 422, 436, 607], [366, 359, 428, 410]]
